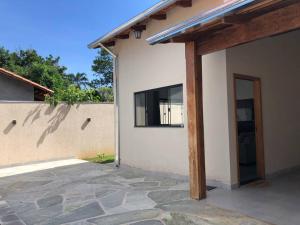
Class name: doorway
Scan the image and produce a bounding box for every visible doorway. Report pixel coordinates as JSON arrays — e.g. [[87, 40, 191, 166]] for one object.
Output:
[[234, 74, 265, 185]]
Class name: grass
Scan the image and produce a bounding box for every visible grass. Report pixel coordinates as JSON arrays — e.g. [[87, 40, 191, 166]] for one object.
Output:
[[84, 154, 115, 164]]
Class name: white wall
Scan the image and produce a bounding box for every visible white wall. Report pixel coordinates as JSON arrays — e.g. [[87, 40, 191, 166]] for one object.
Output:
[[227, 30, 300, 183], [117, 38, 189, 175], [203, 51, 232, 187], [0, 103, 114, 167], [114, 0, 228, 176]]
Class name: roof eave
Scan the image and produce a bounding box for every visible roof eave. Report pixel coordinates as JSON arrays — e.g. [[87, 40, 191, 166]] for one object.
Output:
[[0, 68, 54, 94], [146, 0, 255, 45], [88, 0, 178, 49]]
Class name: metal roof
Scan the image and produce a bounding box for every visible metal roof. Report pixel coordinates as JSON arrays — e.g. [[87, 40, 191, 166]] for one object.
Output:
[[146, 0, 255, 45], [88, 0, 178, 49]]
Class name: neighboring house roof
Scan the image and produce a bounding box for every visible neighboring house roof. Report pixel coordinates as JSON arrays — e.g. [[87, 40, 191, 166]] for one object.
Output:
[[88, 0, 192, 49], [0, 68, 54, 94]]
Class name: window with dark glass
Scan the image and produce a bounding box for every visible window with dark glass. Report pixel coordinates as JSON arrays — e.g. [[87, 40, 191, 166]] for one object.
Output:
[[134, 84, 184, 127]]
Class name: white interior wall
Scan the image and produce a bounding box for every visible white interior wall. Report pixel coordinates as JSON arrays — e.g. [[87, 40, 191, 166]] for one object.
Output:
[[203, 50, 232, 188], [227, 30, 300, 184]]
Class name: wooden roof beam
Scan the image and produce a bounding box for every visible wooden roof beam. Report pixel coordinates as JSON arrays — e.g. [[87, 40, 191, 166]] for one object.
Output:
[[116, 34, 130, 39], [222, 15, 249, 25], [150, 13, 167, 20], [132, 24, 146, 31], [197, 1, 300, 55], [104, 41, 116, 47], [176, 0, 192, 8]]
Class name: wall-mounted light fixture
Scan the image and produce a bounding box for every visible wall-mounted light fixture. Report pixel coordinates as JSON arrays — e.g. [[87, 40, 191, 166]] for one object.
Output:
[[12, 120, 17, 125], [133, 30, 142, 39], [87, 118, 91, 122], [132, 25, 146, 39]]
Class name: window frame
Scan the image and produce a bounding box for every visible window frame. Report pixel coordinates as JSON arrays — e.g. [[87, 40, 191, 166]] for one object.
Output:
[[134, 84, 184, 128]]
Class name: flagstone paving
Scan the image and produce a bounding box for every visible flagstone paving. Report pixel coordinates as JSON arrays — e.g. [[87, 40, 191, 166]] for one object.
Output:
[[0, 162, 272, 225]]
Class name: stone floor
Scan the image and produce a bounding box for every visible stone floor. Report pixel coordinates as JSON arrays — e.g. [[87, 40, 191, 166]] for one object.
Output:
[[205, 169, 300, 225], [0, 162, 272, 225]]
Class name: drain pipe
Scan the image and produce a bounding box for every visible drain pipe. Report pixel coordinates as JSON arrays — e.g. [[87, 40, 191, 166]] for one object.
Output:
[[98, 43, 120, 167]]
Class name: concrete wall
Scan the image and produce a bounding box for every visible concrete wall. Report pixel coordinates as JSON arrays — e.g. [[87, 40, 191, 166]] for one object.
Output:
[[202, 50, 232, 188], [114, 0, 230, 178], [0, 74, 34, 101], [0, 103, 114, 167], [227, 30, 300, 184]]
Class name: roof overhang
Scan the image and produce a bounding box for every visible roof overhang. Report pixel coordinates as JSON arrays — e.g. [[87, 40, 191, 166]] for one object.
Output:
[[88, 0, 179, 49], [0, 68, 54, 94], [146, 0, 255, 45], [147, 0, 300, 48]]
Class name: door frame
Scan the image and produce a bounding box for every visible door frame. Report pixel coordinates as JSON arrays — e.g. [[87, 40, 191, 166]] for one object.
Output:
[[233, 74, 265, 186]]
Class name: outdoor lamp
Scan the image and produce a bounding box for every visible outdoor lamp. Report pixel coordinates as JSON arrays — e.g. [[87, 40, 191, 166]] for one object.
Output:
[[132, 25, 146, 39], [134, 30, 142, 39]]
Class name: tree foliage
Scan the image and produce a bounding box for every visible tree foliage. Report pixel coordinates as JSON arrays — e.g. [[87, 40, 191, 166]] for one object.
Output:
[[91, 49, 113, 87], [0, 47, 114, 105]]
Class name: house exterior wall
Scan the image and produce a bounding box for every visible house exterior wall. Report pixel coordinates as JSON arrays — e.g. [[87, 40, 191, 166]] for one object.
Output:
[[114, 0, 233, 185], [0, 103, 114, 167], [0, 74, 34, 101], [226, 30, 300, 185], [113, 0, 300, 187]]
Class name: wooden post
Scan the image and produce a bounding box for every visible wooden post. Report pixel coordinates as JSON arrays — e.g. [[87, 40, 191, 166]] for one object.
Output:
[[185, 41, 206, 200]]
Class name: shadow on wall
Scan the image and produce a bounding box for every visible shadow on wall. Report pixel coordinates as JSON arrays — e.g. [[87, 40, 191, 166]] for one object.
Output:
[[23, 105, 43, 126], [3, 121, 16, 134], [81, 118, 91, 130], [37, 105, 71, 147]]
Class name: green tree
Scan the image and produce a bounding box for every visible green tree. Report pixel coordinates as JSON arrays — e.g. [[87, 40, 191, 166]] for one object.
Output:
[[0, 46, 114, 105], [67, 72, 89, 89], [98, 87, 114, 102], [91, 49, 113, 87], [0, 48, 69, 91]]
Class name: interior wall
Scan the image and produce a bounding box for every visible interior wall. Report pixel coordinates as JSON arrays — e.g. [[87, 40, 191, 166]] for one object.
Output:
[[0, 103, 114, 167], [203, 50, 232, 188], [227, 30, 300, 183]]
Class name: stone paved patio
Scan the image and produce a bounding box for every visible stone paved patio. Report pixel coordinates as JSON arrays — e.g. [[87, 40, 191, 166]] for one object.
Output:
[[0, 162, 272, 225]]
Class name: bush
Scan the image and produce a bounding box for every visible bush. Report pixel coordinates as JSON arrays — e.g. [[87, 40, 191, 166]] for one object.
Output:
[[45, 85, 101, 106]]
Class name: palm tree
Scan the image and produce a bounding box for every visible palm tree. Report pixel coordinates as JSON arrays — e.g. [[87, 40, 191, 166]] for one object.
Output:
[[69, 73, 89, 89]]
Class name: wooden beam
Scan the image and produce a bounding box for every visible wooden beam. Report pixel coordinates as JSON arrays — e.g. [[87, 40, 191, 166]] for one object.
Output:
[[116, 34, 129, 39], [198, 1, 300, 55], [185, 41, 206, 200], [104, 41, 115, 47], [222, 15, 249, 25], [176, 0, 192, 8], [132, 25, 146, 31], [150, 13, 167, 20]]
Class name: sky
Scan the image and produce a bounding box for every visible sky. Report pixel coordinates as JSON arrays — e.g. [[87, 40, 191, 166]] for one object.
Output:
[[0, 0, 160, 80]]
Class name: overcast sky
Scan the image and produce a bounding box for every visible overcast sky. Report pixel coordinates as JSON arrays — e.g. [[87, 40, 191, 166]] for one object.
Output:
[[0, 0, 160, 79]]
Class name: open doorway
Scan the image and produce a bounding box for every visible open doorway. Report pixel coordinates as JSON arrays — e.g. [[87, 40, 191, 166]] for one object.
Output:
[[234, 74, 265, 185]]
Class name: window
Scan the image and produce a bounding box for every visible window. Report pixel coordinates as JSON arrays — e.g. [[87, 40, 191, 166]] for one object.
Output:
[[134, 84, 184, 127]]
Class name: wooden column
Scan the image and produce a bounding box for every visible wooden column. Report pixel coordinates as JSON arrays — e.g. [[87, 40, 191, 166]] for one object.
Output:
[[185, 41, 206, 200]]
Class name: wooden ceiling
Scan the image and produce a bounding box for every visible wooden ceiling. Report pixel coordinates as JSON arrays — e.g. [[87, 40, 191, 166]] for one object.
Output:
[[102, 0, 192, 46]]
